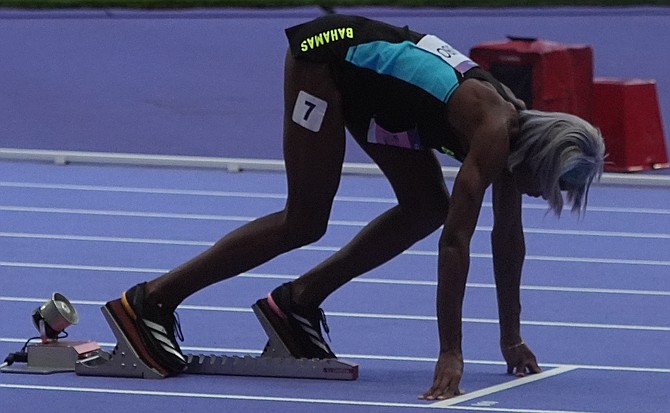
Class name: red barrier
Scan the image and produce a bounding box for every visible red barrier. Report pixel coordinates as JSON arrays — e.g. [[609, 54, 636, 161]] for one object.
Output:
[[470, 37, 593, 121], [592, 78, 669, 172]]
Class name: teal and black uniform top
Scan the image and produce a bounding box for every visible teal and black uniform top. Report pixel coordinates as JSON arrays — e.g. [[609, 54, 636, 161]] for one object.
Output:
[[285, 14, 514, 162]]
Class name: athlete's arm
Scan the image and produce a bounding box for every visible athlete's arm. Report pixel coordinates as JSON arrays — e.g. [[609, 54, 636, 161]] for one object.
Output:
[[491, 172, 525, 347], [421, 79, 516, 399], [491, 172, 541, 376]]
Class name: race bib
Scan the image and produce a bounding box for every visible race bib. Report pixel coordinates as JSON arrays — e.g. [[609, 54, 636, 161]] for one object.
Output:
[[292, 90, 328, 132], [416, 35, 478, 74]]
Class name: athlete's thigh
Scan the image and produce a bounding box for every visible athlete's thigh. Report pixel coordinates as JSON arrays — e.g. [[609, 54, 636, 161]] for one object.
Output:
[[282, 50, 346, 217], [349, 122, 449, 210]]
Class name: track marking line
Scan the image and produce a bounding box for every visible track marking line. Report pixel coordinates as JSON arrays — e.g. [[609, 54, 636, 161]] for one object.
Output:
[[2, 205, 670, 238], [1, 262, 668, 297], [1, 337, 668, 374], [0, 383, 603, 412], [3, 228, 670, 248], [1, 296, 668, 332], [1, 180, 669, 214], [430, 366, 578, 407], [1, 229, 669, 266]]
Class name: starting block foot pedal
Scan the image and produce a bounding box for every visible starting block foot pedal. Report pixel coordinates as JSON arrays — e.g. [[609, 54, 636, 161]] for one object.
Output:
[[76, 302, 358, 380], [75, 304, 165, 378]]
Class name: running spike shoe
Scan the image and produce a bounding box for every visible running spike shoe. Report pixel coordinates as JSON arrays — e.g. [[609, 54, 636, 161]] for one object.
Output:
[[255, 282, 336, 359], [105, 282, 187, 376]]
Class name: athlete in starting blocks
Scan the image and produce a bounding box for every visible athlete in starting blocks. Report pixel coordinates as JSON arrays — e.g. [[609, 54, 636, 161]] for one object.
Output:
[[105, 14, 605, 399]]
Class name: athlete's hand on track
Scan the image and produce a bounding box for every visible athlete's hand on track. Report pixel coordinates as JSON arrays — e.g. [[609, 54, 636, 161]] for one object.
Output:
[[419, 351, 464, 400], [501, 341, 542, 377]]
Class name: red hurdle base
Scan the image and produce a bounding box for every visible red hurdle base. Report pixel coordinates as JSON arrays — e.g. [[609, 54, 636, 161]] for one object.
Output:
[[593, 78, 669, 172]]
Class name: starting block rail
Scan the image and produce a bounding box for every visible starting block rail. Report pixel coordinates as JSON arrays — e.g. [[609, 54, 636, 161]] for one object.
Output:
[[74, 303, 358, 380]]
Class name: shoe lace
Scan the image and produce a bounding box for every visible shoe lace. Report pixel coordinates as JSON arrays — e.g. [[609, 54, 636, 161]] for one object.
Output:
[[157, 303, 184, 342], [173, 312, 184, 342], [319, 309, 331, 342]]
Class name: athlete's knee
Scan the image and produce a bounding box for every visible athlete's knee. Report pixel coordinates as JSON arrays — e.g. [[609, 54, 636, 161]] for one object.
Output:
[[427, 193, 450, 225], [285, 222, 327, 247], [283, 211, 329, 247], [404, 191, 450, 234]]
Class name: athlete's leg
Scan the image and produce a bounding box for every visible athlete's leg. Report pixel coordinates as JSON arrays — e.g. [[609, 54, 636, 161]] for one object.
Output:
[[290, 127, 450, 308], [144, 50, 346, 311]]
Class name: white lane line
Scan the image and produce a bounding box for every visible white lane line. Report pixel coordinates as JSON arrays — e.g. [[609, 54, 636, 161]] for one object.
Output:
[[2, 224, 670, 246], [0, 261, 165, 273], [470, 318, 670, 332], [0, 205, 256, 222], [1, 262, 668, 297], [0, 181, 287, 199], [575, 205, 670, 215], [2, 205, 670, 239], [329, 311, 670, 332], [0, 383, 603, 413], [1, 231, 669, 266], [0, 232, 212, 246], [1, 337, 668, 374], [430, 365, 579, 407], [331, 277, 670, 297], [482, 226, 670, 240], [0, 383, 429, 409], [1, 296, 668, 332], [485, 284, 670, 297], [258, 273, 669, 297], [2, 180, 669, 215]]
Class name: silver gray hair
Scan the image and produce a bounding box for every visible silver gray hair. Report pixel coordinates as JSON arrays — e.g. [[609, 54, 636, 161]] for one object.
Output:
[[508, 110, 606, 215]]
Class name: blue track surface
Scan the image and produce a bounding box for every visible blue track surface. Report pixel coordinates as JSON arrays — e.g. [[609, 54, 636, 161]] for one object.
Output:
[[0, 159, 668, 413], [1, 6, 669, 166]]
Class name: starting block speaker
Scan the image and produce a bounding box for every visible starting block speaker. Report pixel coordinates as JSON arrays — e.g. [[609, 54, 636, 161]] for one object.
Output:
[[592, 78, 669, 172], [470, 37, 593, 121]]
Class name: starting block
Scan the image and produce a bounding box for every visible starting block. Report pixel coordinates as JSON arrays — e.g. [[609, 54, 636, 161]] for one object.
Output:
[[0, 340, 101, 375], [74, 303, 358, 380]]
